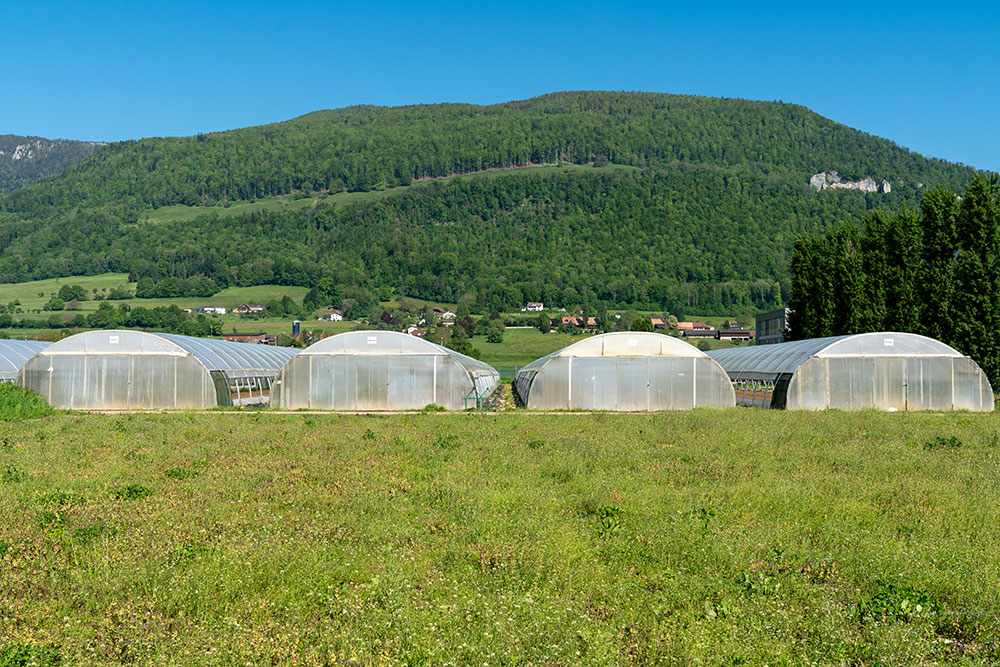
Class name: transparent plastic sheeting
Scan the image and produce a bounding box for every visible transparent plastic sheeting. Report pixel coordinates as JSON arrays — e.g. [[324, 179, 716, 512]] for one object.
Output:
[[708, 332, 994, 411], [18, 330, 298, 409], [272, 331, 500, 410], [0, 340, 51, 381], [513, 332, 735, 410]]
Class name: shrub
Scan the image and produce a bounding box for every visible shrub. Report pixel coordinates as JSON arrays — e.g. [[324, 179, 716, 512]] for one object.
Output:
[[0, 383, 53, 421]]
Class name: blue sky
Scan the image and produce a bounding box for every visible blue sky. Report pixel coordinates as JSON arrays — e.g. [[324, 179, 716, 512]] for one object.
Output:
[[2, 1, 997, 171]]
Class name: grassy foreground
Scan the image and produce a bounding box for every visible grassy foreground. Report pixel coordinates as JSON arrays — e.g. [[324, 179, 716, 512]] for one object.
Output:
[[1, 410, 999, 665]]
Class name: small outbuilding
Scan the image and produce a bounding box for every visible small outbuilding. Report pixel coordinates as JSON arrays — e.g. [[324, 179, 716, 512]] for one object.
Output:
[[707, 332, 994, 411], [18, 330, 298, 409], [271, 331, 500, 410], [513, 332, 736, 410], [0, 340, 51, 382]]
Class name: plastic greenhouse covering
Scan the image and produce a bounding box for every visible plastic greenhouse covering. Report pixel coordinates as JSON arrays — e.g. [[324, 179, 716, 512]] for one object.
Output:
[[513, 332, 735, 410], [0, 340, 51, 382], [272, 331, 500, 410], [18, 330, 298, 409], [708, 332, 994, 411]]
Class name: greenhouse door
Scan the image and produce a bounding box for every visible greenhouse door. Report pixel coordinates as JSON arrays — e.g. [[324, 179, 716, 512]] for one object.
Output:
[[872, 357, 907, 411]]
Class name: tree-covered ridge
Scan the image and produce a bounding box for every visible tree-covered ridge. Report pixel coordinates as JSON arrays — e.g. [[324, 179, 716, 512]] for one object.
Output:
[[1, 91, 976, 218], [0, 166, 915, 316], [0, 135, 103, 193]]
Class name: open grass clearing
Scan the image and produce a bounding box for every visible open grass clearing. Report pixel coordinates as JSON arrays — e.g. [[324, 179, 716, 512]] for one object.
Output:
[[1, 410, 998, 664], [138, 163, 638, 225]]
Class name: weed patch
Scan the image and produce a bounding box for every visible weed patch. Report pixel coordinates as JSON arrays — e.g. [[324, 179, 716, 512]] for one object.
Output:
[[0, 383, 52, 421], [0, 644, 62, 666], [111, 484, 152, 501], [925, 435, 962, 450], [432, 434, 459, 449], [164, 467, 198, 480], [1, 464, 23, 483], [858, 584, 941, 623]]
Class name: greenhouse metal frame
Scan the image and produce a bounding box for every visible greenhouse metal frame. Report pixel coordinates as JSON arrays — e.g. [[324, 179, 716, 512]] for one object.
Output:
[[0, 340, 51, 382], [708, 332, 994, 411], [513, 332, 736, 410], [18, 330, 298, 409], [272, 330, 500, 410]]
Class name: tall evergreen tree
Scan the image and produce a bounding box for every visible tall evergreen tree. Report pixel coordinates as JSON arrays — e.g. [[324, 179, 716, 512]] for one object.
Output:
[[883, 207, 923, 332], [952, 173, 1000, 377], [918, 186, 959, 342], [856, 211, 889, 332]]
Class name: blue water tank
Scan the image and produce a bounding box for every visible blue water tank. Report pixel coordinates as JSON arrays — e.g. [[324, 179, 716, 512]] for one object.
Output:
[[292, 320, 300, 335]]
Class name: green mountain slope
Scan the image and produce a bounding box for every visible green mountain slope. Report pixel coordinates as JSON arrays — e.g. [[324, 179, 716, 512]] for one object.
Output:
[[0, 91, 983, 315], [0, 135, 104, 193]]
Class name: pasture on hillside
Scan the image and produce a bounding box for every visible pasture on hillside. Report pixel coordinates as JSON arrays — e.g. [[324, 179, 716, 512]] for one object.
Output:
[[1, 410, 998, 665]]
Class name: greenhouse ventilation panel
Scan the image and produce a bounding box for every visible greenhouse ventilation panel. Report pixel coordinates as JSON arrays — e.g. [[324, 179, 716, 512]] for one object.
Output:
[[18, 330, 298, 409], [513, 332, 735, 410], [271, 331, 500, 410], [707, 332, 994, 411]]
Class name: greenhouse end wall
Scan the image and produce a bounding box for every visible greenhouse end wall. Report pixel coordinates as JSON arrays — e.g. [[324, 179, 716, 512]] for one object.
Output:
[[272, 331, 500, 411], [514, 332, 736, 410], [20, 349, 216, 409], [787, 356, 993, 411]]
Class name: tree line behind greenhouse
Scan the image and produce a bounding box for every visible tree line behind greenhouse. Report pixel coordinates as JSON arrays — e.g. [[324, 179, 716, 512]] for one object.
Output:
[[789, 172, 1000, 384]]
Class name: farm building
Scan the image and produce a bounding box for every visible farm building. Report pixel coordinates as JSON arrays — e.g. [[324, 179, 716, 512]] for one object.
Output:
[[513, 332, 735, 410], [0, 340, 51, 382], [271, 331, 499, 410], [18, 330, 297, 409], [708, 332, 994, 411]]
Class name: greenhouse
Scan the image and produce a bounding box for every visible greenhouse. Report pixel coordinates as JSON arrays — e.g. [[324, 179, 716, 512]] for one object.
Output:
[[0, 340, 51, 382], [18, 330, 298, 409], [272, 331, 500, 410], [707, 332, 994, 411], [513, 332, 736, 410]]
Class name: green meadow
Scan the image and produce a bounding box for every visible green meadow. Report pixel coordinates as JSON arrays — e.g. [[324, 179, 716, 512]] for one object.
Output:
[[1, 410, 999, 665]]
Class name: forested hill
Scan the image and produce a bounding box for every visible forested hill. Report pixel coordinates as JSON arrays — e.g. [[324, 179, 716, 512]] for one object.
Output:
[[1, 91, 974, 216], [0, 91, 985, 315], [0, 135, 104, 193]]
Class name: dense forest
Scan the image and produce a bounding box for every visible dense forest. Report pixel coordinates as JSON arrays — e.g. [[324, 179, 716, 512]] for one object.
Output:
[[0, 91, 982, 314], [0, 135, 102, 193], [789, 173, 1000, 383], [0, 167, 926, 315]]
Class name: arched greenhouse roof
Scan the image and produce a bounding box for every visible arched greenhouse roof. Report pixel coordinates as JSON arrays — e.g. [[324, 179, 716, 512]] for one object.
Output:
[[0, 340, 51, 381], [300, 330, 497, 379], [708, 332, 966, 380], [520, 331, 712, 372], [35, 330, 298, 379]]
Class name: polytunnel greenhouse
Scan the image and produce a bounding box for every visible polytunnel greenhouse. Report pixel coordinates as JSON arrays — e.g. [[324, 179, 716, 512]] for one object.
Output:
[[18, 330, 298, 409], [0, 340, 51, 382], [707, 332, 994, 411], [513, 332, 736, 410], [271, 331, 500, 410]]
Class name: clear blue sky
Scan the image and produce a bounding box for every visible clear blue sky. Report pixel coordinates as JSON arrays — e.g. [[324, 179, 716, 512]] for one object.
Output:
[[2, 1, 997, 171]]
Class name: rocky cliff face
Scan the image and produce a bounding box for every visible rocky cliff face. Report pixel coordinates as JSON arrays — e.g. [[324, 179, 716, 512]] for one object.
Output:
[[0, 135, 105, 193], [809, 170, 892, 193]]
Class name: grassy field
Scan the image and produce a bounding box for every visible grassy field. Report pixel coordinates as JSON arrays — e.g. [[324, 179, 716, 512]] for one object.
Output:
[[140, 164, 638, 225], [1, 410, 998, 665], [0, 274, 311, 315], [476, 328, 582, 371]]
